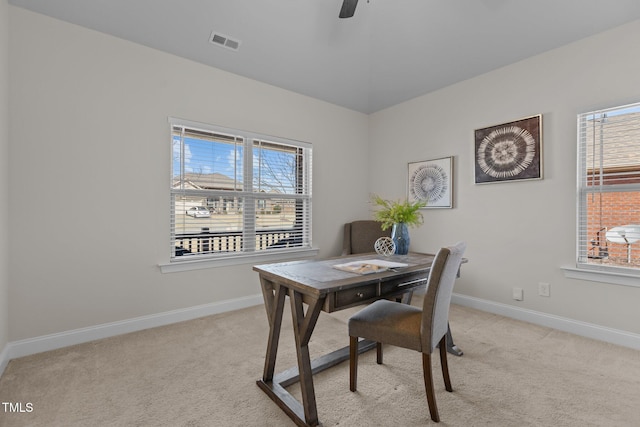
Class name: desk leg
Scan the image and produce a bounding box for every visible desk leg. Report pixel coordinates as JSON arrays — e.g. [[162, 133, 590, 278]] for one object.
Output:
[[446, 323, 463, 356], [399, 290, 413, 304], [289, 289, 324, 426], [257, 279, 326, 427], [260, 279, 287, 382]]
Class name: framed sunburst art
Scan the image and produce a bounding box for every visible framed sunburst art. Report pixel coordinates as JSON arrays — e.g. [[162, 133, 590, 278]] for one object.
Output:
[[474, 114, 542, 184], [407, 156, 453, 208]]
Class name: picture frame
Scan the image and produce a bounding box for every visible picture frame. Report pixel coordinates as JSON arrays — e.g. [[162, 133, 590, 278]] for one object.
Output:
[[407, 156, 453, 209], [474, 114, 543, 184]]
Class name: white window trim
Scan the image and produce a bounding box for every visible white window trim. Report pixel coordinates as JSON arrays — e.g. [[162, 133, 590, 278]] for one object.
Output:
[[561, 265, 640, 288], [159, 246, 319, 273]]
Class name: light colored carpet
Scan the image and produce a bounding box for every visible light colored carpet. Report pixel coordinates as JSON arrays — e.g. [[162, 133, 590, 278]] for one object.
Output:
[[1, 297, 639, 427]]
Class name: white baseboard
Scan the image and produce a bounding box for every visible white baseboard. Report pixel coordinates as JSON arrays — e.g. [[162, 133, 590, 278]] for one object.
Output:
[[452, 293, 640, 350], [1, 293, 264, 372], [2, 293, 638, 379]]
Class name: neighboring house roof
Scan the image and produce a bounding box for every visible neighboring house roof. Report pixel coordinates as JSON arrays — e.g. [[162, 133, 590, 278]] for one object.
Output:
[[172, 172, 285, 193], [173, 173, 241, 191]]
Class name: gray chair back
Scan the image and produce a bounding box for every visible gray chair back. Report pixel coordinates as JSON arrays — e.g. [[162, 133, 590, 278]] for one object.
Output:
[[342, 220, 391, 255], [421, 241, 466, 353]]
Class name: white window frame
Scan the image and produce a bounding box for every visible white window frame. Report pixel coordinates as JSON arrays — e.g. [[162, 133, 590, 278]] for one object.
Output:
[[566, 102, 640, 287], [161, 118, 317, 272]]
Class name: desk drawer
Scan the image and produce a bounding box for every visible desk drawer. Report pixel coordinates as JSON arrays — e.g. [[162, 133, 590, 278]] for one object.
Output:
[[380, 272, 427, 296], [335, 284, 377, 308]]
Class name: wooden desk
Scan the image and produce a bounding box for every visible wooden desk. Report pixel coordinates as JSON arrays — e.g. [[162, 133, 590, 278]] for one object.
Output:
[[254, 252, 461, 427]]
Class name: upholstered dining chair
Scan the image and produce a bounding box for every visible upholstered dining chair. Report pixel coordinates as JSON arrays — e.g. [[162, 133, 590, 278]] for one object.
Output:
[[342, 220, 391, 255], [348, 241, 467, 423]]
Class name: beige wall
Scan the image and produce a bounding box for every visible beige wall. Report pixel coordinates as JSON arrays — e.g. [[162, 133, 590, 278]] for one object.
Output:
[[369, 19, 640, 333], [7, 7, 370, 340], [6, 5, 640, 344], [0, 0, 9, 352]]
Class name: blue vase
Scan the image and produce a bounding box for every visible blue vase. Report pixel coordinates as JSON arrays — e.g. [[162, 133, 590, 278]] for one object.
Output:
[[391, 223, 410, 255]]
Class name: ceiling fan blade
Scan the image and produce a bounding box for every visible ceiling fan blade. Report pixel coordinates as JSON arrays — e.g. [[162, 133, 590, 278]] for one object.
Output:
[[339, 0, 359, 18]]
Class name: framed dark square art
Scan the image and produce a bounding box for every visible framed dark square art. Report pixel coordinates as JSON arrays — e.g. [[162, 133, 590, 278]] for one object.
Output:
[[474, 114, 543, 184], [408, 156, 453, 208]]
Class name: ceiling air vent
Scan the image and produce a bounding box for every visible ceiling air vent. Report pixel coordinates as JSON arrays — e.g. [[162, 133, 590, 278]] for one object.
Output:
[[209, 32, 241, 51]]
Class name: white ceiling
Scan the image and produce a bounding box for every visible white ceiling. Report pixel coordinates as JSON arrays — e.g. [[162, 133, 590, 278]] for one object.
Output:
[[9, 0, 640, 114]]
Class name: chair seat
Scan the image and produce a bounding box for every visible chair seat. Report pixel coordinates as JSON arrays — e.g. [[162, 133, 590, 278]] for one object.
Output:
[[348, 299, 423, 352]]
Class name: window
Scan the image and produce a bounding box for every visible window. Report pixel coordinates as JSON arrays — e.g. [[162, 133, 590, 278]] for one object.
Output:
[[577, 102, 640, 276], [169, 118, 312, 262]]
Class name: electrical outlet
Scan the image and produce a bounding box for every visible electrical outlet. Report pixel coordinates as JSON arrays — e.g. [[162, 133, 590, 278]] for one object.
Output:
[[512, 287, 524, 301], [538, 282, 550, 297]]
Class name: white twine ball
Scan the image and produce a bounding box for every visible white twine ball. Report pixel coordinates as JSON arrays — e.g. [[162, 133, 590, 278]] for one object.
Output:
[[374, 237, 396, 256]]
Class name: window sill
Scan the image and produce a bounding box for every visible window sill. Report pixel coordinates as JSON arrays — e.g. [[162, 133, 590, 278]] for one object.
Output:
[[561, 266, 640, 288], [159, 247, 319, 273]]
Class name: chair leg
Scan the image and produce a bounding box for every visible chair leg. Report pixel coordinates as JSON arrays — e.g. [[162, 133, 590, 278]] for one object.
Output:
[[439, 335, 452, 392], [349, 336, 358, 392], [422, 352, 440, 422], [376, 342, 383, 364]]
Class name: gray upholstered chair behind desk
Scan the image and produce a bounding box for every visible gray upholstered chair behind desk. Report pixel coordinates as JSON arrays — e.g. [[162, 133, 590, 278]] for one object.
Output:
[[348, 241, 467, 423], [342, 220, 391, 255]]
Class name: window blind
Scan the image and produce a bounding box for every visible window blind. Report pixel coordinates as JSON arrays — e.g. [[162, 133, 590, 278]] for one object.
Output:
[[577, 102, 640, 273], [169, 118, 312, 260]]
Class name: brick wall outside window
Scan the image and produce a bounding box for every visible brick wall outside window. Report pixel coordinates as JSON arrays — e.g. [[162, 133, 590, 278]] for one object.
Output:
[[587, 191, 640, 265]]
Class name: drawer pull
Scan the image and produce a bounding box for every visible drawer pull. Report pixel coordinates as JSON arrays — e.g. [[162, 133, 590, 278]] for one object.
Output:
[[356, 292, 364, 298]]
